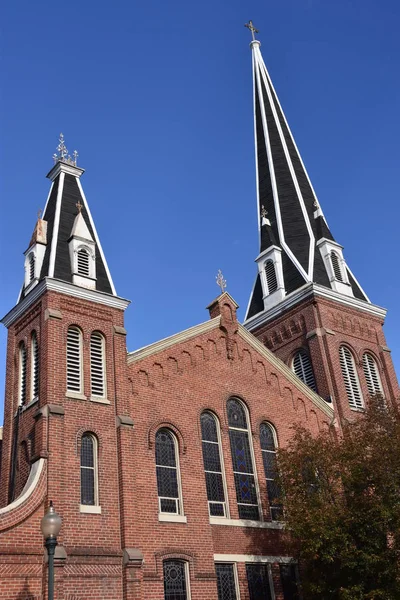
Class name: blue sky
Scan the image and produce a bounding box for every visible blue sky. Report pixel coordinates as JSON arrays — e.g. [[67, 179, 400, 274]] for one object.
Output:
[[1, 0, 400, 419]]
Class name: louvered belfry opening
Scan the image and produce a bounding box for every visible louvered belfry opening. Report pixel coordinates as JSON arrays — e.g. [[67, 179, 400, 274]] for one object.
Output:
[[19, 342, 27, 405], [339, 346, 364, 409], [67, 326, 83, 393], [330, 251, 343, 282], [90, 332, 105, 397], [362, 353, 383, 396], [31, 331, 39, 399], [292, 349, 317, 392], [77, 248, 90, 277], [265, 260, 278, 294], [28, 253, 35, 282]]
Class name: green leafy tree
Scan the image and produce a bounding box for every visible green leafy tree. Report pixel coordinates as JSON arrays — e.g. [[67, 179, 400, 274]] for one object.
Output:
[[277, 397, 400, 600]]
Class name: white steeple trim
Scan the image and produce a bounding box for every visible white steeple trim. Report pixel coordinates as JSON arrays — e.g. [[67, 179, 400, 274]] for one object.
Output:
[[254, 44, 315, 280], [252, 48, 263, 247], [70, 211, 93, 241], [76, 178, 117, 296], [69, 212, 96, 290], [48, 171, 65, 278], [316, 238, 353, 297], [255, 246, 285, 309], [42, 181, 54, 219]]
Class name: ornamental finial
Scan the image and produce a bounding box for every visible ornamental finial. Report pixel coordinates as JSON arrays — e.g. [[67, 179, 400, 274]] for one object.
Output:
[[260, 205, 267, 219], [216, 270, 227, 295], [76, 199, 83, 214], [52, 133, 79, 166], [244, 20, 259, 41]]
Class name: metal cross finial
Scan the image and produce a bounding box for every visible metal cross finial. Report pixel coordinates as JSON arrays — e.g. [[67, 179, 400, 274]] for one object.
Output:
[[73, 150, 78, 166], [260, 205, 268, 219], [57, 133, 68, 160], [244, 20, 259, 41], [76, 199, 83, 213], [216, 270, 227, 294], [52, 133, 79, 166]]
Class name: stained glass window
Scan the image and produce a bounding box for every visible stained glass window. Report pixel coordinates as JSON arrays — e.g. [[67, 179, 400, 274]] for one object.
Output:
[[279, 564, 299, 600], [260, 423, 282, 521], [216, 563, 237, 600], [163, 560, 188, 600], [201, 412, 227, 517], [227, 398, 260, 521], [156, 429, 181, 514], [246, 564, 273, 600], [81, 433, 98, 506]]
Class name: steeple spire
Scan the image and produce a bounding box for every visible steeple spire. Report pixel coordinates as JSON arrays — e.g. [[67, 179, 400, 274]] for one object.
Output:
[[245, 30, 369, 323]]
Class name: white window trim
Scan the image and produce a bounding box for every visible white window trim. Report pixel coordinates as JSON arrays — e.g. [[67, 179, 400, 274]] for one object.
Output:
[[80, 504, 101, 514], [210, 517, 283, 529], [215, 562, 241, 600], [201, 411, 230, 519], [30, 332, 39, 401], [156, 430, 185, 517], [255, 246, 285, 309], [80, 433, 100, 508], [18, 343, 27, 406], [66, 326, 84, 395], [69, 238, 97, 290], [316, 238, 354, 297], [90, 332, 107, 400], [158, 513, 187, 523], [228, 399, 263, 522]]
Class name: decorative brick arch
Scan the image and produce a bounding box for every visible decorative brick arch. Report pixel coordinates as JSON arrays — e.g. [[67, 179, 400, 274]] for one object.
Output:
[[147, 421, 187, 455]]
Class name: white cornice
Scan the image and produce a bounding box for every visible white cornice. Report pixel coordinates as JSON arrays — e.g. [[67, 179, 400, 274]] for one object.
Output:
[[46, 161, 85, 181], [1, 278, 130, 328], [244, 282, 386, 332], [238, 325, 334, 418], [127, 317, 221, 363]]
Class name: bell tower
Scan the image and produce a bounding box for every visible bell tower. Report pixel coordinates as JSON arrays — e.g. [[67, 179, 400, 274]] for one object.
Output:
[[243, 24, 399, 423]]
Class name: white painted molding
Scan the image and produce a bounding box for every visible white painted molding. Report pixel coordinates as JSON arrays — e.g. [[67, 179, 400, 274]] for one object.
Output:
[[46, 161, 85, 181], [48, 171, 65, 278], [214, 553, 296, 564], [158, 514, 187, 523], [0, 459, 45, 515], [66, 392, 88, 401], [80, 504, 102, 514], [210, 517, 284, 529]]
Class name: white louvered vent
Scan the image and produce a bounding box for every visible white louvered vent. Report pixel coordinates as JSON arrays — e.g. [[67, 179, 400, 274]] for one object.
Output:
[[67, 327, 82, 392], [31, 332, 39, 399], [292, 349, 317, 392], [339, 346, 364, 409], [29, 254, 35, 282], [265, 260, 278, 294], [331, 251, 343, 282], [77, 248, 90, 277], [19, 343, 27, 405], [90, 332, 105, 397], [362, 353, 383, 396]]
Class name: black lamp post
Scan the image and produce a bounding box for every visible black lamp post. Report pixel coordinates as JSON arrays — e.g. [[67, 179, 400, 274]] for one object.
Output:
[[41, 501, 62, 600]]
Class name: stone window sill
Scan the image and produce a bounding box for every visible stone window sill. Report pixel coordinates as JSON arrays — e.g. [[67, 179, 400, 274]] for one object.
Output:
[[66, 392, 87, 401], [89, 396, 111, 405], [80, 504, 102, 514], [158, 513, 187, 523], [210, 517, 284, 529]]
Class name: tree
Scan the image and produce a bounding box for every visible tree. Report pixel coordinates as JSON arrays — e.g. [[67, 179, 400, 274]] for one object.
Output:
[[277, 397, 400, 600]]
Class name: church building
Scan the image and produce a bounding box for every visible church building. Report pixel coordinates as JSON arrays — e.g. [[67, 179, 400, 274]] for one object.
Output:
[[0, 24, 398, 600]]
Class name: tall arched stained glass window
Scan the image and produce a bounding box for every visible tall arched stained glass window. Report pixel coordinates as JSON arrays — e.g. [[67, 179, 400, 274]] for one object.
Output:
[[163, 560, 188, 600], [200, 412, 227, 517], [156, 429, 182, 515], [227, 398, 260, 521], [260, 423, 282, 521]]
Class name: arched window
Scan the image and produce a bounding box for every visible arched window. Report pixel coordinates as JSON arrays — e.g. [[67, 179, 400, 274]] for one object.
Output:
[[330, 251, 343, 282], [265, 260, 278, 294], [90, 332, 106, 398], [80, 433, 99, 506], [260, 423, 282, 521], [31, 331, 39, 400], [227, 398, 260, 521], [156, 429, 182, 515], [292, 349, 317, 392], [200, 412, 227, 517], [339, 346, 364, 409], [163, 560, 189, 600], [18, 342, 27, 406], [67, 326, 83, 393], [77, 248, 90, 277], [362, 353, 383, 397], [28, 253, 35, 282]]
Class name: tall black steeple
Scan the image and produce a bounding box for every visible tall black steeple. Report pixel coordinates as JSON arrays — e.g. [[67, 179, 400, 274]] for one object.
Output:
[[244, 26, 370, 326]]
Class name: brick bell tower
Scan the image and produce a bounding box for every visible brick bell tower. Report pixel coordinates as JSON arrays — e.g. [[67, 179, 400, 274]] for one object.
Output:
[[243, 28, 399, 424], [0, 136, 130, 578]]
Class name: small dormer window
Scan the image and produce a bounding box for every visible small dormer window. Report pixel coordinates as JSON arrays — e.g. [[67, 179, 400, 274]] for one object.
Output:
[[330, 251, 343, 282], [29, 253, 35, 282], [77, 248, 90, 277], [265, 260, 278, 294]]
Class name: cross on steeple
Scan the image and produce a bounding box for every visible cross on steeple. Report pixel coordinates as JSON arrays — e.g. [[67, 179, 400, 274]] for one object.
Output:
[[76, 199, 83, 213], [216, 270, 227, 294], [244, 20, 259, 41]]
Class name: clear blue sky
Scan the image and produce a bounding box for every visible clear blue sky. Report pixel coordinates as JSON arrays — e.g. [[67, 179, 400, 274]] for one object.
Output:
[[1, 0, 400, 420]]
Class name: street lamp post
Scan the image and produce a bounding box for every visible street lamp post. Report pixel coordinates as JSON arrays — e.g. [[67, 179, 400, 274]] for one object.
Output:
[[41, 501, 62, 600]]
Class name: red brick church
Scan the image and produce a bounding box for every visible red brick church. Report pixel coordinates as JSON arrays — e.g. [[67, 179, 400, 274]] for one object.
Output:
[[0, 25, 398, 600]]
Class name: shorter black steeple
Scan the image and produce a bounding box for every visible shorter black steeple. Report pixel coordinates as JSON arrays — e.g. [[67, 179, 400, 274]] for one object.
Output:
[[244, 28, 369, 323], [19, 134, 116, 302]]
